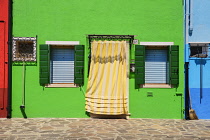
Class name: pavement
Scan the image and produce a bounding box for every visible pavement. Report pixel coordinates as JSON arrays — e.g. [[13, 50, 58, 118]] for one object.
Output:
[[0, 118, 210, 140]]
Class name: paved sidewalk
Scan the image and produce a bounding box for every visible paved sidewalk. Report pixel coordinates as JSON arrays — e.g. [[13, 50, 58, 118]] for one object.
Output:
[[0, 118, 210, 140]]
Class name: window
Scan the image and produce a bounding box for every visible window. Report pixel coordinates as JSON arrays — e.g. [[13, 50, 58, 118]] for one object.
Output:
[[135, 44, 179, 88], [39, 43, 84, 87], [145, 47, 169, 84], [190, 46, 208, 58], [50, 46, 74, 84], [12, 37, 36, 61]]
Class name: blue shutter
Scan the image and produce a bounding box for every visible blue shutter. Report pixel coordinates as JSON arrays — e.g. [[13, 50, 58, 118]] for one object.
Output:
[[145, 49, 168, 83], [50, 47, 74, 83]]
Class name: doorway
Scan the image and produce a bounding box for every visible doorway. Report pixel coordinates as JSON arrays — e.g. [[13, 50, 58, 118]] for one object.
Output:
[[85, 40, 129, 117]]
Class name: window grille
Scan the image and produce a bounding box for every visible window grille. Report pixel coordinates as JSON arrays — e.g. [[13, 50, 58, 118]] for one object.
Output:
[[12, 37, 37, 61], [190, 46, 208, 58]]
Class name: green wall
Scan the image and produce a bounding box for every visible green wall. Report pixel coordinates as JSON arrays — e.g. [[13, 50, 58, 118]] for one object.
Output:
[[12, 0, 184, 118]]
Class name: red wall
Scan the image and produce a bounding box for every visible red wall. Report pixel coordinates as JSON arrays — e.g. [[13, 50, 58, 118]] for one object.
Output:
[[0, 0, 9, 118]]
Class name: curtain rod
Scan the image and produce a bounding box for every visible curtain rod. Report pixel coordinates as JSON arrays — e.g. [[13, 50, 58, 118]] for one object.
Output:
[[87, 34, 137, 39]]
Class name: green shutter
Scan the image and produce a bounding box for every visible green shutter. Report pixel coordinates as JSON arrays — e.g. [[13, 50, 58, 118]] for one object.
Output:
[[74, 45, 84, 85], [170, 45, 179, 86], [39, 44, 50, 85], [135, 45, 145, 88]]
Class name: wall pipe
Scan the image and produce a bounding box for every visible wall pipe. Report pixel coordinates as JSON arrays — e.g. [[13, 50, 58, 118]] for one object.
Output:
[[7, 0, 13, 118], [184, 0, 190, 119], [20, 61, 27, 118], [185, 0, 189, 62], [184, 62, 190, 119], [200, 59, 203, 103], [189, 0, 193, 33], [20, 62, 25, 108]]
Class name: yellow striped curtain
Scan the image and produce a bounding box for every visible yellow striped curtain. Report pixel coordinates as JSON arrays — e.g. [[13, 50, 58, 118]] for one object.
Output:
[[85, 40, 128, 115]]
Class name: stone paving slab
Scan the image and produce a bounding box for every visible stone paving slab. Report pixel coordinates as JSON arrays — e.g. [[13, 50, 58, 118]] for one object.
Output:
[[0, 118, 210, 140]]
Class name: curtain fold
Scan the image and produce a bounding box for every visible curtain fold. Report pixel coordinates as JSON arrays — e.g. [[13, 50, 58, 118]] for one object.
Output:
[[85, 40, 128, 115]]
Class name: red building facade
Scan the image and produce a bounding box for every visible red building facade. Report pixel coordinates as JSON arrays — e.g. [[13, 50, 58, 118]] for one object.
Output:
[[0, 0, 9, 118]]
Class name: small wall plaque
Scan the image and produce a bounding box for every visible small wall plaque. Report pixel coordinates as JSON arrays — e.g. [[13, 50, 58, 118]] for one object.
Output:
[[133, 39, 139, 44]]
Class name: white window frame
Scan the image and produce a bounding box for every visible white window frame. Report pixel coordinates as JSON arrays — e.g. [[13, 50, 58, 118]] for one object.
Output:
[[140, 42, 174, 46], [140, 42, 174, 88]]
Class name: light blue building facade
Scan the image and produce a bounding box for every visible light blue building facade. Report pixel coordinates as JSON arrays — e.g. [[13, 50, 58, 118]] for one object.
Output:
[[185, 0, 210, 119]]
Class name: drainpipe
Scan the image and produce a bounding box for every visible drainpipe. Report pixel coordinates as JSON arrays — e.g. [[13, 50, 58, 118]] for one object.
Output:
[[7, 0, 13, 118], [184, 0, 190, 119], [185, 0, 190, 62], [189, 0, 193, 34], [184, 62, 190, 119], [20, 62, 25, 109]]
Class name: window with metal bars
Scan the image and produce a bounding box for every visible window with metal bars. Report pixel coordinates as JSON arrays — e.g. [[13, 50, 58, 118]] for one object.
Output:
[[12, 37, 36, 61], [190, 46, 208, 58]]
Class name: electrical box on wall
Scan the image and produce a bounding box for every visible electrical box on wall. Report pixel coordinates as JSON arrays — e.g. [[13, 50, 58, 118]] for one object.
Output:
[[130, 59, 135, 72], [130, 63, 135, 72]]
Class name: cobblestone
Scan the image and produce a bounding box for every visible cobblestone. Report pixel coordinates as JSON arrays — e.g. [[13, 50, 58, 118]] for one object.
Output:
[[0, 118, 210, 139]]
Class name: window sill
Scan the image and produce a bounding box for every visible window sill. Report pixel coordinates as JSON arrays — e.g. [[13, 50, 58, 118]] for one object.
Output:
[[140, 84, 172, 88], [189, 57, 210, 60], [45, 83, 78, 88]]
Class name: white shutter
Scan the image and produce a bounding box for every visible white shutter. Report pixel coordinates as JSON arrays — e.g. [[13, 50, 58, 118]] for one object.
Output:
[[50, 47, 74, 83], [145, 49, 168, 83]]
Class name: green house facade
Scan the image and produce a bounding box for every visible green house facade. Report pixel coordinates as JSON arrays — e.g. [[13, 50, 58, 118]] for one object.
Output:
[[12, 0, 184, 119]]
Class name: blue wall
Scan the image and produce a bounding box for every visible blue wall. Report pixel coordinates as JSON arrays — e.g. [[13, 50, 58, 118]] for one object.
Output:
[[188, 0, 210, 42], [185, 0, 210, 119], [189, 59, 210, 88], [189, 88, 210, 119], [189, 59, 210, 119]]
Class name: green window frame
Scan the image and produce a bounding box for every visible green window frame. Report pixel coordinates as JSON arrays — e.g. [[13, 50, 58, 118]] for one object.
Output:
[[169, 45, 179, 86], [39, 44, 84, 86], [135, 45, 145, 89], [135, 45, 179, 88]]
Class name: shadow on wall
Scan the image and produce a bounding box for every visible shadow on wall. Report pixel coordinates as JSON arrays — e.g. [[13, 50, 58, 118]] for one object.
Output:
[[194, 59, 206, 65], [12, 62, 37, 66], [194, 59, 206, 104]]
